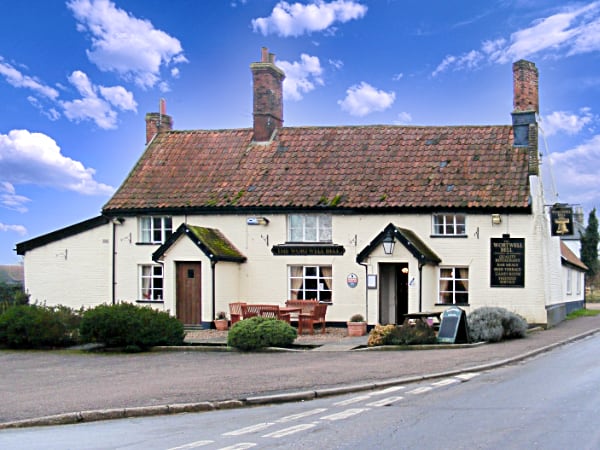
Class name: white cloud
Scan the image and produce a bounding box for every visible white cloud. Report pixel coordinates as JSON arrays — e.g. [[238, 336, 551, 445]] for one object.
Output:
[[60, 70, 136, 129], [395, 111, 413, 124], [0, 182, 30, 213], [329, 59, 344, 70], [0, 58, 59, 99], [548, 134, 600, 204], [278, 54, 324, 100], [27, 96, 61, 121], [0, 222, 27, 235], [392, 73, 404, 81], [252, 0, 367, 37], [0, 129, 114, 196], [338, 82, 395, 116], [432, 2, 600, 75], [67, 0, 187, 89], [541, 108, 595, 136]]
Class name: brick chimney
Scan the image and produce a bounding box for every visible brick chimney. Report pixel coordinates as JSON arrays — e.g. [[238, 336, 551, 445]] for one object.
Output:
[[250, 47, 285, 142], [145, 98, 173, 145], [511, 60, 539, 174]]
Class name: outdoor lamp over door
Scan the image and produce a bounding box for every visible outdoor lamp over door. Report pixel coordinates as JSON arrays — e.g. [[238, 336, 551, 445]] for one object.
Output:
[[382, 231, 395, 255]]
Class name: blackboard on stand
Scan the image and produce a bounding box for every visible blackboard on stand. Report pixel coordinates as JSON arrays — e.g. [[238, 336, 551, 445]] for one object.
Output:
[[437, 306, 469, 344]]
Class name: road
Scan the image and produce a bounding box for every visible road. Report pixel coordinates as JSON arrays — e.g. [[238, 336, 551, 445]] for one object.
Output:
[[1, 333, 599, 449]]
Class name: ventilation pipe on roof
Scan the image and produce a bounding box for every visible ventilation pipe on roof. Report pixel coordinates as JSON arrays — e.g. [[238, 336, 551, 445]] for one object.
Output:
[[250, 47, 285, 142]]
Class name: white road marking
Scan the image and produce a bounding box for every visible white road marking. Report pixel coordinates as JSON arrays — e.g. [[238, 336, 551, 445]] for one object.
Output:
[[366, 396, 404, 407], [167, 440, 214, 449], [431, 378, 460, 387], [223, 422, 274, 436], [262, 423, 317, 438], [333, 395, 373, 406], [456, 372, 480, 381], [276, 408, 328, 423], [373, 386, 405, 395], [320, 408, 370, 421], [217, 444, 257, 450], [407, 386, 433, 395]]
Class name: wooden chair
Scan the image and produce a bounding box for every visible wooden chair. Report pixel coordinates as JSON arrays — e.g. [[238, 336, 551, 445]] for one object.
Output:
[[285, 299, 319, 315], [241, 304, 290, 323], [229, 302, 246, 324], [298, 303, 328, 335]]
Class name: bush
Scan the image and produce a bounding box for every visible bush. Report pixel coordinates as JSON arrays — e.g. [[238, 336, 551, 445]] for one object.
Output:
[[367, 322, 437, 346], [0, 281, 29, 314], [468, 307, 528, 342], [227, 316, 297, 351], [79, 303, 185, 351], [0, 304, 80, 349]]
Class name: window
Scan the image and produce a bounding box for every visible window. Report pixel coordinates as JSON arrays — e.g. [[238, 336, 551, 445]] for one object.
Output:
[[140, 265, 164, 301], [576, 271, 582, 295], [139, 216, 172, 243], [566, 269, 572, 295], [288, 214, 332, 242], [289, 265, 332, 302], [439, 267, 469, 304], [432, 213, 466, 236]]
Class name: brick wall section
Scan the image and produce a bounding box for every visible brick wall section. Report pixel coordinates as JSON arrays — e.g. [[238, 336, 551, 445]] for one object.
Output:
[[250, 48, 285, 142], [513, 59, 539, 113], [145, 113, 173, 145]]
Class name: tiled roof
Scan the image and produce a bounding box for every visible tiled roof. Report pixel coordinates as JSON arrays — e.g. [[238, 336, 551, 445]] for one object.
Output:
[[560, 241, 588, 271], [103, 125, 530, 213]]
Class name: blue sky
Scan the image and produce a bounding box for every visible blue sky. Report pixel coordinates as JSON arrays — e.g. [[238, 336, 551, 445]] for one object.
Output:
[[1, 0, 599, 264]]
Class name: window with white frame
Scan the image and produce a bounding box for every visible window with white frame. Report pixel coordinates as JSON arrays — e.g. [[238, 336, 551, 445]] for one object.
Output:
[[289, 265, 332, 302], [439, 267, 469, 304], [139, 216, 173, 243], [139, 265, 164, 301], [576, 271, 582, 295], [566, 268, 572, 295], [432, 213, 466, 236], [288, 214, 332, 242]]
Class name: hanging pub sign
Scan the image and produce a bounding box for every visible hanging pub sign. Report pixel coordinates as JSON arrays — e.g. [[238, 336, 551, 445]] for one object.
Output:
[[490, 235, 525, 287], [550, 204, 574, 236]]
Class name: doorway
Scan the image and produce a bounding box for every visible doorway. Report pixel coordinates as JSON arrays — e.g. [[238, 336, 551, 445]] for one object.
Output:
[[176, 262, 202, 325], [379, 263, 409, 324]]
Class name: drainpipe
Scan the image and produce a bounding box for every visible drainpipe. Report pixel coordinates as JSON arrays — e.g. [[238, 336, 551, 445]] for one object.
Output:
[[359, 262, 369, 324], [111, 217, 124, 305], [418, 262, 424, 312], [211, 260, 217, 327]]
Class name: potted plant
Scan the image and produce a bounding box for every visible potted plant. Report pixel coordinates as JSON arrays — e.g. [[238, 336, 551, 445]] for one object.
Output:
[[214, 311, 229, 331], [347, 313, 367, 336]]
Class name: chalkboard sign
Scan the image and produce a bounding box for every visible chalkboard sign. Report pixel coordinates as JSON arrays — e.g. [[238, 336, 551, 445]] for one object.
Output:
[[437, 306, 469, 344]]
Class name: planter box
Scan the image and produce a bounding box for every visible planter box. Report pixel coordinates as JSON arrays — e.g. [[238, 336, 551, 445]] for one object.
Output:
[[214, 319, 229, 331], [347, 321, 367, 336]]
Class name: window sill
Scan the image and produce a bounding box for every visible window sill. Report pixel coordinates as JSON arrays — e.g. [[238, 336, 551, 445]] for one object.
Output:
[[435, 303, 469, 307], [430, 235, 468, 238], [136, 242, 162, 246], [136, 300, 164, 304]]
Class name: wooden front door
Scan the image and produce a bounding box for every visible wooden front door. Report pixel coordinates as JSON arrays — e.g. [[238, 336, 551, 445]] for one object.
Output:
[[176, 262, 202, 325]]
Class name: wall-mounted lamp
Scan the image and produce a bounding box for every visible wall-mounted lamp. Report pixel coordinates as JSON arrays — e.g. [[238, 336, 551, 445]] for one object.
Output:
[[247, 217, 269, 226], [401, 267, 409, 274], [491, 214, 502, 225], [382, 231, 395, 255]]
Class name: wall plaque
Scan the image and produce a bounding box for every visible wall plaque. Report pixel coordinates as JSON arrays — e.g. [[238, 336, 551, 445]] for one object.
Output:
[[490, 236, 525, 287]]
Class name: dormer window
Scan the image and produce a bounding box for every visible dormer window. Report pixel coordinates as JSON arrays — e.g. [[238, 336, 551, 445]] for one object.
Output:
[[139, 216, 173, 244], [432, 213, 466, 236], [288, 214, 332, 243]]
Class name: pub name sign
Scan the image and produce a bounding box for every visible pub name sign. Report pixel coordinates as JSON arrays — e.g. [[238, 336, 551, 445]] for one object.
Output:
[[550, 204, 573, 236]]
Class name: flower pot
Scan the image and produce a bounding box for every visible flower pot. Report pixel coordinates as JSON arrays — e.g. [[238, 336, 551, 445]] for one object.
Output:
[[214, 319, 229, 331], [347, 321, 367, 337]]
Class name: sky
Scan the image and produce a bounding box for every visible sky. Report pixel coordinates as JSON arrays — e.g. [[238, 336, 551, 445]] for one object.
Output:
[[1, 0, 599, 264]]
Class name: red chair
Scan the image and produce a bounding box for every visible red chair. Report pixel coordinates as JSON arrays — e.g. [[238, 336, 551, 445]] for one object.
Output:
[[298, 303, 328, 335], [229, 302, 246, 324]]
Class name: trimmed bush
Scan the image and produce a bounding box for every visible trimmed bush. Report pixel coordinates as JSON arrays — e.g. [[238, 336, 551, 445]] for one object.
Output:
[[367, 324, 397, 347], [0, 304, 80, 349], [79, 303, 185, 351], [367, 322, 437, 346], [227, 316, 297, 351], [468, 307, 528, 342]]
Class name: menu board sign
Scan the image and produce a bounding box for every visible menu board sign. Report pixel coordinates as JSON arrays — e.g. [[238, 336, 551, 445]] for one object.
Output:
[[490, 236, 525, 287]]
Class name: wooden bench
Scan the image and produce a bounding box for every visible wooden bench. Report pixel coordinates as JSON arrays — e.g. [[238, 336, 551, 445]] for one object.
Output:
[[228, 302, 246, 324], [241, 304, 291, 323]]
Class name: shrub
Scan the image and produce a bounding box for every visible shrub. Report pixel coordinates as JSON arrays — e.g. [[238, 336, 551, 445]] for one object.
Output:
[[79, 303, 185, 351], [367, 324, 397, 347], [0, 304, 80, 349], [349, 314, 364, 322], [0, 282, 29, 314], [468, 307, 528, 342], [227, 316, 297, 351]]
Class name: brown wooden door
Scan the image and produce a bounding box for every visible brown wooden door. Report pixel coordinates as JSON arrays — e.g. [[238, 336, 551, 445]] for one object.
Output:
[[176, 262, 202, 325]]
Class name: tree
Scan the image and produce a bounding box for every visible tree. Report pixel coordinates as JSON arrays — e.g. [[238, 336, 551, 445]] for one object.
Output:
[[581, 208, 599, 287]]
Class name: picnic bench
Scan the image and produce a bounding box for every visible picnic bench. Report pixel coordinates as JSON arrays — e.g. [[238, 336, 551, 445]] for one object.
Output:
[[240, 304, 291, 323]]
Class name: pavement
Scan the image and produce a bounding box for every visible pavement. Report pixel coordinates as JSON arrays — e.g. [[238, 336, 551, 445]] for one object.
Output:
[[1, 308, 599, 430]]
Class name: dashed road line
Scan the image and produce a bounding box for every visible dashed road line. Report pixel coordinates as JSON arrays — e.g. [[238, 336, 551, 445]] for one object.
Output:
[[455, 372, 480, 381], [276, 408, 328, 423], [407, 386, 433, 395], [320, 408, 370, 421], [262, 423, 317, 438], [167, 440, 214, 449], [431, 378, 460, 387], [223, 423, 274, 436], [366, 396, 404, 407], [217, 444, 257, 450], [333, 395, 373, 406]]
